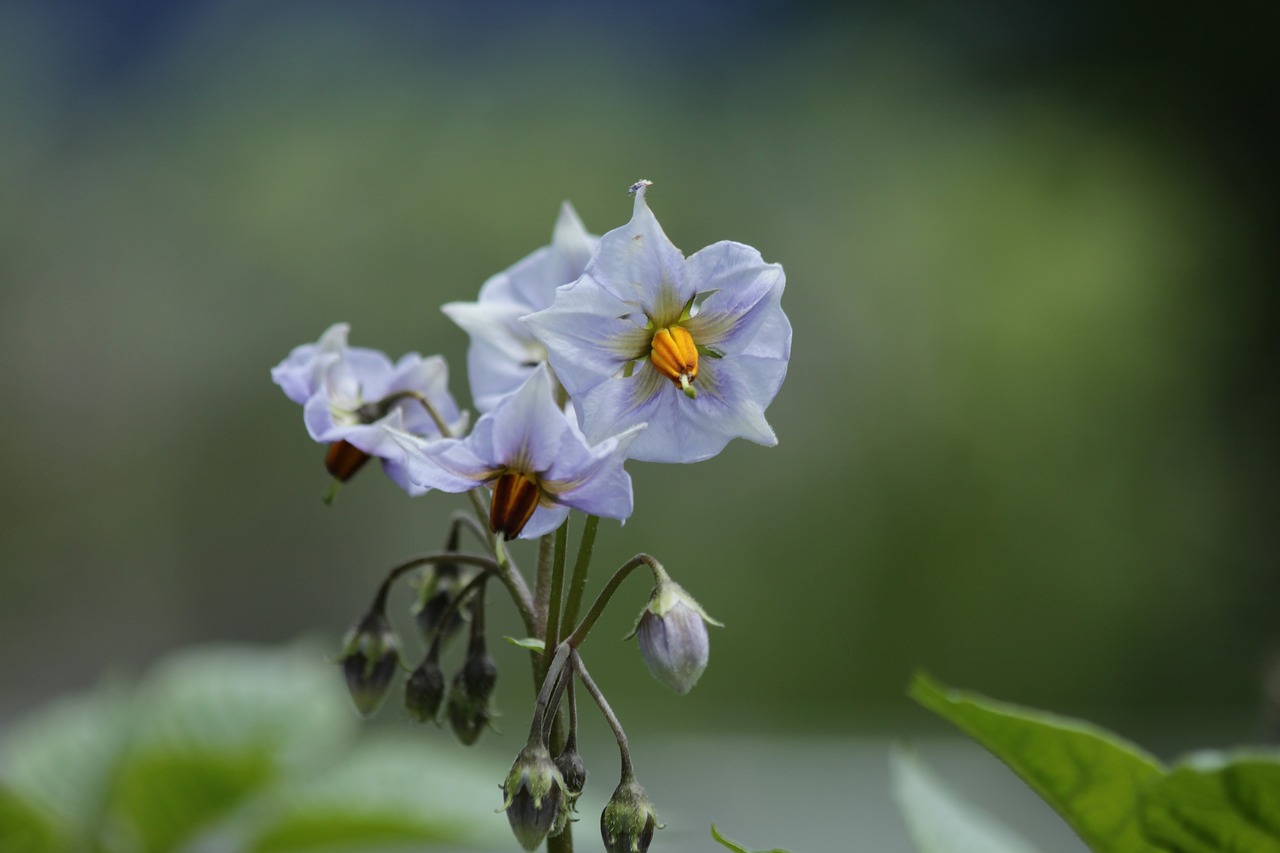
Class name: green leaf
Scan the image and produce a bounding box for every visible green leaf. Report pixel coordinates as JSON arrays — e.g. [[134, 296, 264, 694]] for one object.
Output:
[[0, 785, 63, 853], [908, 672, 1165, 853], [890, 747, 1043, 853], [110, 749, 275, 853], [504, 636, 546, 652], [710, 822, 791, 853], [248, 735, 509, 851], [0, 685, 134, 841], [1139, 751, 1280, 852]]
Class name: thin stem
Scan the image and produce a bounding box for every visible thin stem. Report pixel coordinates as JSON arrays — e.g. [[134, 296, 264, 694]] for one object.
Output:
[[565, 553, 666, 650], [533, 533, 554, 638], [526, 643, 573, 746], [365, 552, 533, 636], [423, 570, 491, 662], [543, 521, 568, 668], [573, 652, 633, 781], [560, 515, 599, 634], [449, 511, 491, 554]]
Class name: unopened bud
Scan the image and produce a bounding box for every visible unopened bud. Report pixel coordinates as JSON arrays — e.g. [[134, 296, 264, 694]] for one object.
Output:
[[412, 564, 470, 646], [627, 578, 722, 695], [501, 743, 571, 851], [404, 654, 446, 723], [447, 640, 498, 745], [600, 777, 659, 853], [555, 739, 587, 798], [338, 612, 401, 717]]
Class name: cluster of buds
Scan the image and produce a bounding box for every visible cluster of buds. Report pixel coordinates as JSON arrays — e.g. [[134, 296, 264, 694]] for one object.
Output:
[[274, 180, 789, 851]]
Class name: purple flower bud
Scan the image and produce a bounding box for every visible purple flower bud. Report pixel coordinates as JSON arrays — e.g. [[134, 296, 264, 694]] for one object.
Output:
[[628, 579, 722, 695]]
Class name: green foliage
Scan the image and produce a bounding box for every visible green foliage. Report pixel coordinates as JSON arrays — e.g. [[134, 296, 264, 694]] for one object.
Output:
[[908, 673, 1280, 853], [890, 748, 1042, 853], [710, 822, 791, 853], [1139, 754, 1280, 853], [0, 644, 505, 852]]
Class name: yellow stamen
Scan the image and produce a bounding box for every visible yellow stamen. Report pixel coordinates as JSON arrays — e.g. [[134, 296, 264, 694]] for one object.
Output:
[[489, 471, 542, 539], [650, 326, 699, 398]]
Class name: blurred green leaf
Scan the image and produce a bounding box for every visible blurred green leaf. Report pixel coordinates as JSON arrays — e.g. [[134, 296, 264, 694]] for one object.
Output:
[[909, 672, 1165, 853], [1139, 752, 1280, 852], [248, 735, 507, 851], [0, 785, 62, 853], [711, 822, 791, 853], [110, 749, 275, 852], [890, 747, 1043, 853], [0, 687, 133, 841]]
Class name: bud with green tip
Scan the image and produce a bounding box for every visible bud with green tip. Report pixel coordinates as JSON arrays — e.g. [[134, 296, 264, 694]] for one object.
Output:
[[627, 578, 722, 695], [501, 743, 572, 851], [338, 611, 401, 717], [404, 653, 446, 723], [447, 637, 498, 744], [600, 777, 659, 853]]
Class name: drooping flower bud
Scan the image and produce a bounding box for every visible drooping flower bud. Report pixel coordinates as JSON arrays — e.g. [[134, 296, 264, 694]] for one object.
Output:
[[337, 611, 401, 717], [627, 578, 722, 695], [404, 652, 446, 724], [411, 563, 470, 647], [447, 636, 498, 745], [554, 736, 587, 798], [600, 777, 659, 853], [501, 743, 571, 851]]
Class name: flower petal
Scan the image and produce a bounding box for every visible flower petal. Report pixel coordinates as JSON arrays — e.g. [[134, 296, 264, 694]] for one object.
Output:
[[582, 184, 693, 320], [271, 322, 349, 403], [682, 242, 787, 356], [543, 423, 644, 521], [522, 275, 652, 397]]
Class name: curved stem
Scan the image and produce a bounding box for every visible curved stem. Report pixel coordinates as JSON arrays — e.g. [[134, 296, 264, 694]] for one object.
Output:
[[573, 652, 633, 781], [367, 552, 533, 636], [526, 643, 573, 747], [565, 553, 666, 650]]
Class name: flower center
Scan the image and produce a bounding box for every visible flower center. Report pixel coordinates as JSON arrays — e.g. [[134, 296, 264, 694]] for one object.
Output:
[[489, 471, 542, 539], [650, 326, 699, 399]]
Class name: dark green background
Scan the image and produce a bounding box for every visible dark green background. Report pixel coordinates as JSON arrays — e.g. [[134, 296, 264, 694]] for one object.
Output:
[[2, 1, 1277, 747]]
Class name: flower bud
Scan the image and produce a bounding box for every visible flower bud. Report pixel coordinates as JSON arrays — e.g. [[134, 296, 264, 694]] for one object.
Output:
[[338, 612, 401, 717], [446, 639, 498, 745], [411, 564, 470, 647], [501, 743, 571, 851], [554, 738, 587, 798], [404, 653, 446, 723], [627, 578, 722, 695], [600, 777, 659, 853]]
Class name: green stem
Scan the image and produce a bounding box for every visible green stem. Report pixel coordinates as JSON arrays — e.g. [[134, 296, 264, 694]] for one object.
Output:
[[565, 553, 665, 650], [559, 515, 599, 634], [574, 652, 633, 781], [533, 533, 555, 638], [543, 521, 568, 668]]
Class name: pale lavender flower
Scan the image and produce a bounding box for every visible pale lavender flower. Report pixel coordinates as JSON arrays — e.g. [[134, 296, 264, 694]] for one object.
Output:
[[271, 323, 466, 495], [442, 203, 598, 412], [523, 182, 792, 464], [395, 366, 642, 539]]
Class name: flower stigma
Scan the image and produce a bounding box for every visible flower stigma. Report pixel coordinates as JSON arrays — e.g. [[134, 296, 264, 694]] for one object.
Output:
[[489, 470, 543, 539], [649, 326, 699, 399]]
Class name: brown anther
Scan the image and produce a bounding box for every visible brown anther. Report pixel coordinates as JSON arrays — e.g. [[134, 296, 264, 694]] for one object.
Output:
[[489, 471, 542, 539], [650, 326, 699, 392], [325, 440, 372, 482]]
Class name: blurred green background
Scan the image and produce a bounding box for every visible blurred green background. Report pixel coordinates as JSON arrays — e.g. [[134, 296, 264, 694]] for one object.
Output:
[[1, 0, 1278, 845]]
